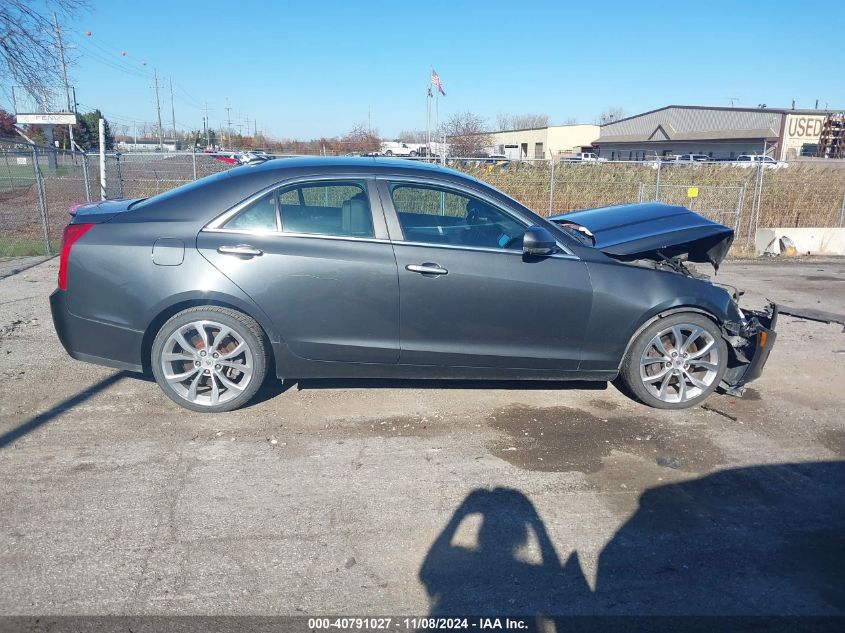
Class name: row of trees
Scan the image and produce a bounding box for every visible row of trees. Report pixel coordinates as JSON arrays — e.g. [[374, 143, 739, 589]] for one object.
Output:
[[1, 105, 627, 157]]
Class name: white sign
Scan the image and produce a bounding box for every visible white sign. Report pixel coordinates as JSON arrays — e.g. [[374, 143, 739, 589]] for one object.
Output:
[[15, 113, 77, 125], [16, 157, 27, 165]]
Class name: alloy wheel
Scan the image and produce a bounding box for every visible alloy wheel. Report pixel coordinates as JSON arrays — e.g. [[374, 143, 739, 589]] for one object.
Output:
[[639, 323, 721, 404], [159, 320, 254, 407]]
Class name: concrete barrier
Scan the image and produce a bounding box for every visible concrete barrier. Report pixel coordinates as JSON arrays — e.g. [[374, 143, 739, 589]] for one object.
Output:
[[756, 228, 845, 256]]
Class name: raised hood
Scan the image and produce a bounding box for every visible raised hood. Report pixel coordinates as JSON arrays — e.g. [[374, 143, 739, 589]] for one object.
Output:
[[549, 202, 734, 270]]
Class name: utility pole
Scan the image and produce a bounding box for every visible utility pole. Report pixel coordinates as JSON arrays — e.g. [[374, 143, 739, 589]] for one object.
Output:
[[204, 103, 211, 148], [53, 13, 75, 152], [168, 78, 177, 142], [224, 100, 232, 148], [133, 120, 137, 144], [152, 68, 164, 149]]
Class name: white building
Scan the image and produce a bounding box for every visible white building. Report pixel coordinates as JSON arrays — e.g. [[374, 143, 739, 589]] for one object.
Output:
[[488, 124, 600, 160]]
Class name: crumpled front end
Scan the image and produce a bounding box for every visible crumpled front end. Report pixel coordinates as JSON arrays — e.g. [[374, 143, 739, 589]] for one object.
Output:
[[720, 303, 779, 394]]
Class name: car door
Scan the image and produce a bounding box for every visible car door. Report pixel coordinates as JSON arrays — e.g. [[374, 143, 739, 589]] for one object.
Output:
[[198, 177, 400, 364], [378, 178, 593, 371]]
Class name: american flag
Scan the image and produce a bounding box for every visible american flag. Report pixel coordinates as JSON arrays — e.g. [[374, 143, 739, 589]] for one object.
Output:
[[431, 69, 446, 96]]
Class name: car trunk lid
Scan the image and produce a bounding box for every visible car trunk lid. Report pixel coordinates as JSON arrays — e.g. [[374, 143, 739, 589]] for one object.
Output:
[[69, 199, 142, 224], [549, 202, 734, 270]]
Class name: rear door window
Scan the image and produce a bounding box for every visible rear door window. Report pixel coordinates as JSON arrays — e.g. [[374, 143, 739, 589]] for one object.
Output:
[[223, 193, 278, 232], [277, 181, 374, 238]]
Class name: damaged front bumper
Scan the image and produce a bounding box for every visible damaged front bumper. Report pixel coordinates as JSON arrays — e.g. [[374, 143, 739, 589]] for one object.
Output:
[[720, 302, 779, 395]]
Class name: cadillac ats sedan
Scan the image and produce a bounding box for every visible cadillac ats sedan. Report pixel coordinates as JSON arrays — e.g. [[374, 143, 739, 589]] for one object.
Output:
[[50, 157, 777, 412]]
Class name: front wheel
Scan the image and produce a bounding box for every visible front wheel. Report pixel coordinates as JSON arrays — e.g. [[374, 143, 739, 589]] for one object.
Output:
[[619, 313, 727, 409], [151, 306, 269, 412]]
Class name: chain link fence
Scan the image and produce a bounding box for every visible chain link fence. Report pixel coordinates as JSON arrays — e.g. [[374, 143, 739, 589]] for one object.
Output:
[[0, 139, 94, 258], [2, 144, 844, 259]]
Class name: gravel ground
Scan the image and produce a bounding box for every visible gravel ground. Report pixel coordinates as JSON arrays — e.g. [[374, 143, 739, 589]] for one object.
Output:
[[0, 258, 843, 620]]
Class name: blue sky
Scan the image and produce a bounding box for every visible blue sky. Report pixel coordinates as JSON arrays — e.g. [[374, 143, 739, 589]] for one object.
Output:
[[47, 0, 845, 139]]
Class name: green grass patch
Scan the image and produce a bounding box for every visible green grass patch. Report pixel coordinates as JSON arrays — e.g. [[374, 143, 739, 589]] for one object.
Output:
[[0, 238, 59, 257]]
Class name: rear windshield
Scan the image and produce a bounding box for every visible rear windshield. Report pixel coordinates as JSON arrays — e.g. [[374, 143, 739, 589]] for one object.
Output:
[[130, 170, 233, 210]]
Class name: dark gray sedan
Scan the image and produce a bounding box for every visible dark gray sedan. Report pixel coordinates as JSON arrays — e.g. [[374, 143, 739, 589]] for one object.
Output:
[[50, 157, 776, 412]]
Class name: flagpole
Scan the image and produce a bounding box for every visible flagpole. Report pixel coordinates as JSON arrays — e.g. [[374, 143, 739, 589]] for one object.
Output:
[[426, 82, 431, 158]]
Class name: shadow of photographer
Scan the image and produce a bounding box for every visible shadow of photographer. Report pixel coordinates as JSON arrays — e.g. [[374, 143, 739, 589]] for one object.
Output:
[[421, 462, 845, 628], [419, 487, 590, 624]]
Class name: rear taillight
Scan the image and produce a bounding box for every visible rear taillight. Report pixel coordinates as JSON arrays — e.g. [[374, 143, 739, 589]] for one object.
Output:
[[58, 223, 93, 290]]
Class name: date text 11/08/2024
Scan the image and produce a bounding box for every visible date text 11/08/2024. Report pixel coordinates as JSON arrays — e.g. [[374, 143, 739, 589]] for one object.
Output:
[[307, 617, 529, 630]]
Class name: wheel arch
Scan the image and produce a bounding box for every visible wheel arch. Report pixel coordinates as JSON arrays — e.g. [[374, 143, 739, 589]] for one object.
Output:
[[141, 295, 278, 374], [617, 306, 722, 371]]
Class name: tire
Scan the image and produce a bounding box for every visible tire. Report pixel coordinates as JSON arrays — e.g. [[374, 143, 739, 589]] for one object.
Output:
[[384, 150, 393, 156], [151, 306, 269, 413], [619, 313, 727, 410]]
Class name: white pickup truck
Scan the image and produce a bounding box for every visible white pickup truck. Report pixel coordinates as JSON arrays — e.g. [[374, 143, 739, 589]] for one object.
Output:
[[562, 152, 607, 163], [732, 155, 788, 169], [380, 141, 420, 157]]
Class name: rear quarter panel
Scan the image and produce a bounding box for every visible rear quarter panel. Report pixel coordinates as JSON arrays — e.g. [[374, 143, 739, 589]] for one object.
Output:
[[66, 220, 280, 342]]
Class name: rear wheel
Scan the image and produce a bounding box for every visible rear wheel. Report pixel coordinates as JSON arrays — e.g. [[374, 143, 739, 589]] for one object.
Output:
[[620, 313, 727, 409], [151, 306, 268, 412]]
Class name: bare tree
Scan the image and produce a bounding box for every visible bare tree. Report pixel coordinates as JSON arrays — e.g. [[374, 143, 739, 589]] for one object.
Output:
[[397, 129, 427, 143], [596, 107, 626, 125], [0, 1, 85, 97], [342, 123, 381, 154], [440, 112, 490, 157], [495, 113, 550, 130]]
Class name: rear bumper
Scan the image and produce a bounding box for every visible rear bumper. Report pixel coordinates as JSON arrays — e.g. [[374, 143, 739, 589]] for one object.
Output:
[[50, 290, 145, 373], [722, 303, 778, 390]]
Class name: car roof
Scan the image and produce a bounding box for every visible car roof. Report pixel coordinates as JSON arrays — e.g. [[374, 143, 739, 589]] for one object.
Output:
[[130, 156, 488, 223], [239, 155, 476, 181]]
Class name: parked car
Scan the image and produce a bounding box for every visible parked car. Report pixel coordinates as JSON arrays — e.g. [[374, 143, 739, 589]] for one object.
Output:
[[671, 154, 711, 164], [51, 158, 777, 412], [239, 151, 271, 165], [214, 152, 239, 165], [732, 155, 787, 169]]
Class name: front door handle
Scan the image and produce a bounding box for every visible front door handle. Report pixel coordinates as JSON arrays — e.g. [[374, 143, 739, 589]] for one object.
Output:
[[406, 263, 448, 275], [217, 244, 263, 258]]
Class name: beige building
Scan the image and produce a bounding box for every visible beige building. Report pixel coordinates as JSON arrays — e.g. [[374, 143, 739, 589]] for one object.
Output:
[[780, 112, 830, 160], [595, 105, 842, 161], [488, 124, 600, 160]]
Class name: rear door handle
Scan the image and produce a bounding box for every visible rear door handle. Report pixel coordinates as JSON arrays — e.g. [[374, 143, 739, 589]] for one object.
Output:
[[406, 263, 448, 275], [217, 244, 263, 258]]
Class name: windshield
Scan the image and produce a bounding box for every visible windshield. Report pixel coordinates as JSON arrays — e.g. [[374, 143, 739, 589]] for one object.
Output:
[[549, 219, 595, 246]]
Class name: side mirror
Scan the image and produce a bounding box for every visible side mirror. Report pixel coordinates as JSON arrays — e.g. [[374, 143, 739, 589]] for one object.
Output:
[[522, 226, 557, 256]]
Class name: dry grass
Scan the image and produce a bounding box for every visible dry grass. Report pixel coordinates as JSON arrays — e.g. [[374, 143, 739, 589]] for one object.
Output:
[[457, 162, 845, 241], [1, 156, 844, 257]]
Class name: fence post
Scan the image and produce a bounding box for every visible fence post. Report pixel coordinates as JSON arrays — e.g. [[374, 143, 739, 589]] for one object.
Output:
[[31, 145, 52, 256], [115, 153, 124, 198], [840, 190, 845, 227], [735, 184, 747, 233], [98, 119, 107, 200], [547, 158, 556, 215], [654, 160, 662, 201], [746, 163, 764, 247], [80, 151, 92, 202], [191, 148, 197, 180]]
